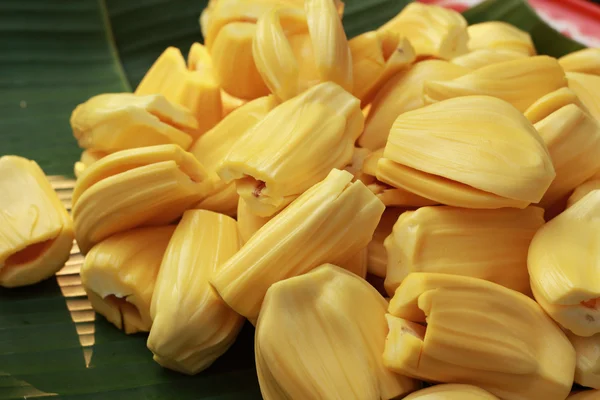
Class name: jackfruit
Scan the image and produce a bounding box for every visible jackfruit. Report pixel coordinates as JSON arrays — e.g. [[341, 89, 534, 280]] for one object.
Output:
[[568, 181, 600, 208], [190, 95, 278, 216], [358, 60, 468, 150], [567, 72, 600, 121], [403, 384, 500, 400], [136, 46, 222, 137], [255, 264, 419, 400], [362, 149, 438, 207], [424, 56, 567, 112], [211, 168, 385, 321], [384, 206, 544, 296], [338, 247, 368, 279], [220, 90, 247, 117], [367, 207, 404, 278], [567, 331, 600, 389], [237, 198, 274, 244], [74, 149, 107, 178], [534, 104, 600, 209], [217, 82, 363, 217], [384, 273, 575, 400], [467, 22, 536, 56], [253, 0, 352, 102], [81, 225, 175, 334], [0, 156, 74, 287], [529, 190, 600, 337], [349, 31, 415, 105], [451, 49, 527, 70], [378, 2, 468, 60], [70, 93, 196, 152], [377, 96, 555, 208], [524, 87, 584, 124], [72, 145, 213, 254], [148, 210, 244, 374], [560, 48, 600, 76]]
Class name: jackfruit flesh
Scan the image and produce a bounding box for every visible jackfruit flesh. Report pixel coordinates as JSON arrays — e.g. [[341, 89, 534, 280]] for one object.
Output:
[[148, 210, 244, 374], [378, 2, 469, 60], [384, 273, 575, 400], [451, 49, 527, 70], [81, 225, 175, 334], [210, 168, 385, 321], [362, 149, 438, 207], [252, 0, 352, 102], [72, 145, 213, 254], [378, 96, 555, 208], [524, 87, 584, 124], [534, 104, 600, 209], [237, 198, 274, 244], [424, 56, 568, 112], [217, 82, 363, 217], [136, 46, 222, 137], [70, 93, 196, 152], [529, 190, 600, 337], [190, 95, 278, 216], [560, 48, 600, 76], [567, 72, 600, 122], [367, 207, 404, 278], [0, 156, 74, 287], [384, 206, 544, 296], [568, 390, 600, 399], [74, 149, 107, 179], [567, 331, 600, 389], [403, 384, 500, 400], [255, 264, 419, 400], [568, 181, 600, 208], [358, 60, 469, 150], [467, 22, 536, 55], [349, 31, 415, 106]]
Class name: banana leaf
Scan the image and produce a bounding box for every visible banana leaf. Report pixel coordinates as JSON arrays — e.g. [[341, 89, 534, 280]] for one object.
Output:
[[0, 0, 587, 398]]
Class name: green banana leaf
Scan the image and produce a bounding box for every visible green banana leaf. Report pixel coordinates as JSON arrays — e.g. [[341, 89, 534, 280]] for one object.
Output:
[[0, 0, 587, 398]]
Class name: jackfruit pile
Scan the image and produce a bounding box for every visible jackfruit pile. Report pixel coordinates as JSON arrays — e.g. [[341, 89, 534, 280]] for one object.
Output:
[[4, 0, 600, 398]]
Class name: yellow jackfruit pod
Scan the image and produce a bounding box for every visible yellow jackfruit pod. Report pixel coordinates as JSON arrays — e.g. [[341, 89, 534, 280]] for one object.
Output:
[[0, 156, 74, 288], [344, 146, 372, 182], [74, 149, 107, 178], [451, 49, 527, 70], [534, 104, 600, 209], [211, 168, 385, 321], [256, 264, 419, 400], [237, 198, 274, 244], [70, 93, 196, 152], [72, 145, 214, 254], [148, 210, 244, 374], [81, 225, 175, 334], [383, 206, 544, 297], [190, 95, 278, 216], [403, 384, 500, 400], [467, 22, 536, 56], [253, 0, 352, 102], [560, 48, 600, 76], [363, 149, 438, 207], [378, 2, 468, 60], [424, 56, 567, 112], [358, 60, 468, 150], [569, 391, 600, 399], [568, 181, 600, 208], [349, 31, 415, 106], [136, 46, 222, 137], [567, 331, 600, 389], [524, 87, 584, 124], [378, 96, 555, 208], [218, 82, 363, 217], [338, 246, 368, 280], [567, 72, 600, 122], [220, 90, 247, 117], [385, 273, 575, 400], [368, 207, 404, 278], [529, 190, 600, 337]]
